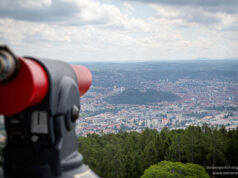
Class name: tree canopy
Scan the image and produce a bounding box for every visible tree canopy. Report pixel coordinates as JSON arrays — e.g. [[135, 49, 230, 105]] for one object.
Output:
[[78, 125, 238, 178], [142, 161, 209, 178]]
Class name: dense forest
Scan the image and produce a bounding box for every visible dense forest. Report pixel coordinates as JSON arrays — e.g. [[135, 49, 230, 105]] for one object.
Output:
[[78, 125, 238, 178]]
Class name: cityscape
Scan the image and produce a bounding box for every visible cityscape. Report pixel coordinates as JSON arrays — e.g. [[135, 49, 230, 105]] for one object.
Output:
[[77, 60, 238, 136]]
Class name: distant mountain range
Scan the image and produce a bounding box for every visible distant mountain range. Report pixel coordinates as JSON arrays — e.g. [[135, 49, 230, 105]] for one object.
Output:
[[105, 89, 181, 105]]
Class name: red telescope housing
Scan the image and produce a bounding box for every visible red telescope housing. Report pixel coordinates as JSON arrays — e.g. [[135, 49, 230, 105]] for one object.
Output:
[[0, 57, 49, 116], [0, 56, 92, 116]]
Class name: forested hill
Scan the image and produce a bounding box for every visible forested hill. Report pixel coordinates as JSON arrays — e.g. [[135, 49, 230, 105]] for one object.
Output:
[[105, 89, 181, 104], [78, 125, 238, 178]]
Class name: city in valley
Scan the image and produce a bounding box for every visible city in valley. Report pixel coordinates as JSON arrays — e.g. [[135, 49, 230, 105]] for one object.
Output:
[[76, 60, 238, 136]]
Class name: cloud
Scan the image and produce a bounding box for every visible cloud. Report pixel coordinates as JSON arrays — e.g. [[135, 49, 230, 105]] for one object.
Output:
[[0, 0, 149, 31], [152, 5, 221, 25], [0, 0, 81, 22], [123, 0, 238, 13], [122, 2, 135, 16], [0, 0, 117, 27], [123, 0, 238, 27], [0, 0, 237, 61], [0, 16, 191, 61], [1, 0, 236, 30]]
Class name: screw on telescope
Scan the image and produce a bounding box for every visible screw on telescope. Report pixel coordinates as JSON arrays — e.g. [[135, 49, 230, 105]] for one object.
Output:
[[71, 105, 80, 122], [0, 45, 19, 82]]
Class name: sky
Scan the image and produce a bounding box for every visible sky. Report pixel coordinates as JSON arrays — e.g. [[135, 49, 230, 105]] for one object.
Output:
[[0, 0, 238, 62]]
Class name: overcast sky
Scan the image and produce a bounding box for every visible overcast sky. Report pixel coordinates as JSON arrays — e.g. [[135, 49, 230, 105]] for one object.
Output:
[[0, 0, 238, 62]]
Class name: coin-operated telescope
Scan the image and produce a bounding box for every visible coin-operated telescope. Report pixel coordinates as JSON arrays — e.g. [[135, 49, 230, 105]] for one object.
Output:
[[0, 46, 98, 178]]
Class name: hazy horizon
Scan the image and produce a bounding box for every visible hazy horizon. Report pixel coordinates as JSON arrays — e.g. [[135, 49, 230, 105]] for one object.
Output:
[[71, 58, 238, 63]]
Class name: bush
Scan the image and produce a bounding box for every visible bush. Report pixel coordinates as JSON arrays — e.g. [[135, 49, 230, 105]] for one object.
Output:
[[141, 161, 209, 178]]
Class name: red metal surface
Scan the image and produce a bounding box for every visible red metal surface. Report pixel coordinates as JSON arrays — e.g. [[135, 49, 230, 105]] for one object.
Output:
[[71, 65, 92, 97], [0, 57, 49, 116]]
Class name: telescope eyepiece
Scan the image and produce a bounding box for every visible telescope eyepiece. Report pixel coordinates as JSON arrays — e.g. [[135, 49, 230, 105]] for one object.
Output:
[[0, 45, 18, 82]]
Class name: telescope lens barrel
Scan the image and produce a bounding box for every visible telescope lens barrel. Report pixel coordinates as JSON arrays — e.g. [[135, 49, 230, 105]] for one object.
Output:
[[71, 65, 92, 97], [0, 46, 18, 82]]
